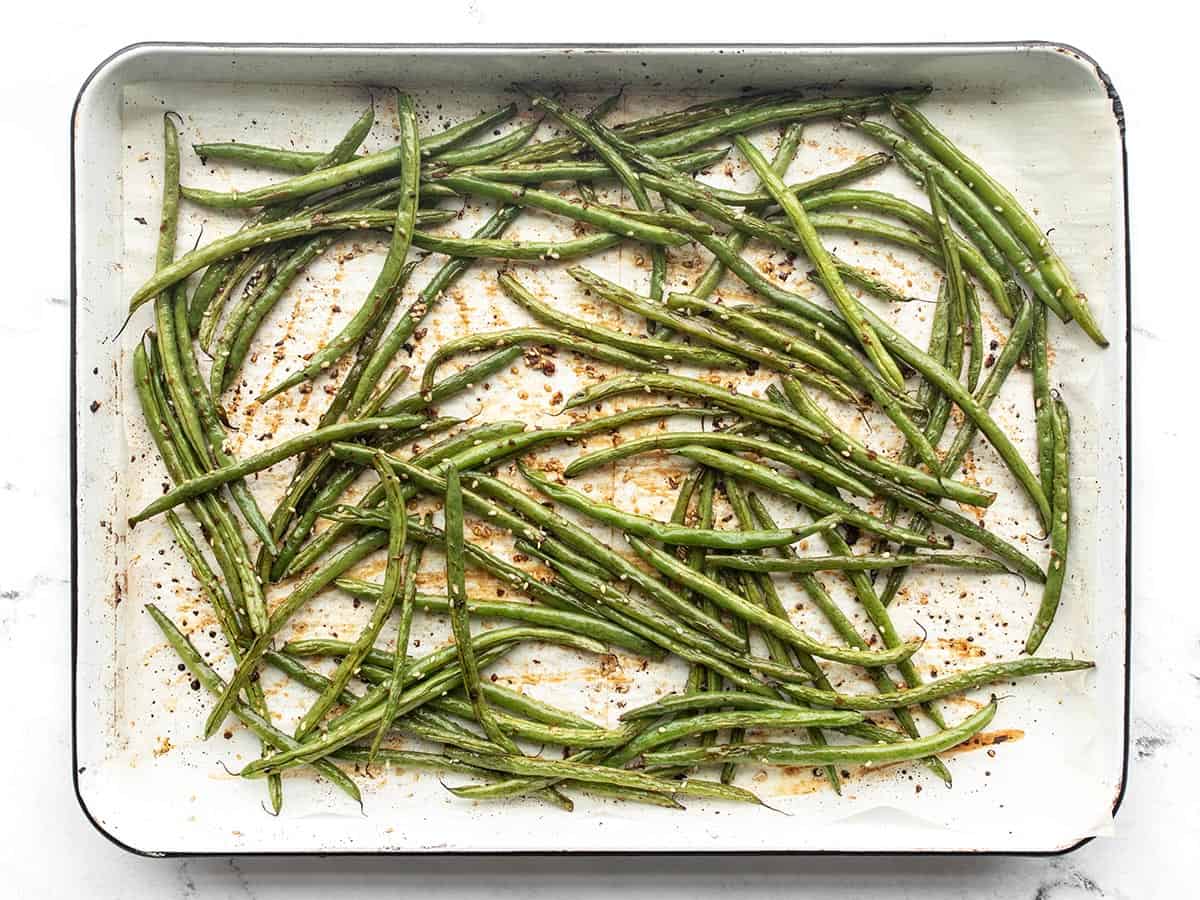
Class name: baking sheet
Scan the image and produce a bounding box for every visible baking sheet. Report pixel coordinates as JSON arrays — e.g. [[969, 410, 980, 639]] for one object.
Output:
[[72, 44, 1128, 855]]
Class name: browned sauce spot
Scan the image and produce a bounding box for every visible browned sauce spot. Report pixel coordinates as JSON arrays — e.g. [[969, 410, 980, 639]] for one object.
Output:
[[941, 729, 1025, 757], [935, 637, 987, 659]]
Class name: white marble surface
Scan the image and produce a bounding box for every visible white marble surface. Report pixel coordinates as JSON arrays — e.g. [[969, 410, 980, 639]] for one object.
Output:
[[1, 3, 1191, 896]]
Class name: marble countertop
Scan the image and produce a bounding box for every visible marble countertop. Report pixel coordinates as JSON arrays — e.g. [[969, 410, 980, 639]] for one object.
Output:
[[2, 5, 1190, 897]]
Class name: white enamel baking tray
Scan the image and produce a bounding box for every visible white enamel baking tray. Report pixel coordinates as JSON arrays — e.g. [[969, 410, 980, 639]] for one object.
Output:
[[71, 43, 1129, 857]]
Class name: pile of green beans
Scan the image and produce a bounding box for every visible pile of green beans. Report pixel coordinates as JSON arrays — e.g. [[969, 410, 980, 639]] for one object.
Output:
[[126, 86, 1097, 817]]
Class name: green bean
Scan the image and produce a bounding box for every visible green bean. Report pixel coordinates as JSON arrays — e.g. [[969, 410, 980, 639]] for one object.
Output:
[[164, 510, 243, 645], [889, 101, 1106, 345], [438, 750, 766, 806], [1025, 397, 1071, 653], [401, 519, 609, 619], [497, 270, 742, 369], [171, 290, 278, 557], [513, 537, 607, 584], [711, 255, 1051, 527], [799, 188, 1015, 320], [229, 245, 404, 405], [626, 534, 928, 668], [643, 699, 998, 768], [963, 282, 985, 392], [649, 175, 921, 312], [427, 702, 628, 750], [546, 555, 812, 693], [238, 645, 518, 776], [172, 524, 282, 812], [434, 175, 687, 247], [591, 123, 913, 380], [467, 681, 600, 731], [368, 511, 426, 766], [351, 206, 525, 413], [893, 148, 1024, 310], [563, 431, 871, 497], [503, 781, 688, 810], [133, 339, 246, 619], [327, 445, 603, 579], [429, 119, 542, 168], [872, 278, 953, 572], [244, 625, 609, 776], [807, 266, 913, 305], [331, 747, 501, 776], [1032, 301, 1056, 501], [145, 605, 361, 805], [151, 117, 206, 453], [446, 464, 522, 755], [185, 103, 517, 199], [925, 172, 972, 380], [451, 147, 729, 185], [196, 249, 269, 351], [587, 203, 717, 234], [443, 720, 663, 806], [207, 251, 291, 395], [461, 471, 744, 648], [336, 580, 666, 660], [673, 211, 850, 333], [145, 335, 273, 632], [291, 453, 409, 742], [288, 626, 601, 710], [707, 552, 1010, 575], [647, 166, 912, 304], [607, 708, 863, 768], [623, 691, 810, 720], [257, 94, 423, 402], [570, 263, 851, 383], [187, 258, 235, 335], [336, 747, 652, 809], [925, 276, 963, 439], [129, 415, 424, 524], [420, 327, 665, 395], [519, 462, 838, 550], [721, 479, 840, 791], [378, 345, 523, 417], [326, 508, 600, 628], [775, 367, 1046, 584], [398, 709, 510, 756], [791, 209, 1011, 320], [279, 420, 534, 580], [498, 91, 799, 165], [191, 103, 508, 172], [625, 91, 921, 160], [702, 152, 893, 207], [562, 372, 993, 509], [560, 403, 729, 434], [849, 117, 1063, 319], [314, 281, 413, 435], [271, 416, 487, 580], [732, 135, 904, 391], [207, 531, 391, 742], [567, 268, 856, 400], [772, 389, 953, 736], [529, 91, 669, 310], [786, 655, 1090, 711], [672, 445, 944, 551], [943, 296, 1036, 472], [128, 208, 450, 314], [666, 291, 939, 460], [692, 122, 807, 301], [417, 229, 629, 261], [746, 493, 951, 784]]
